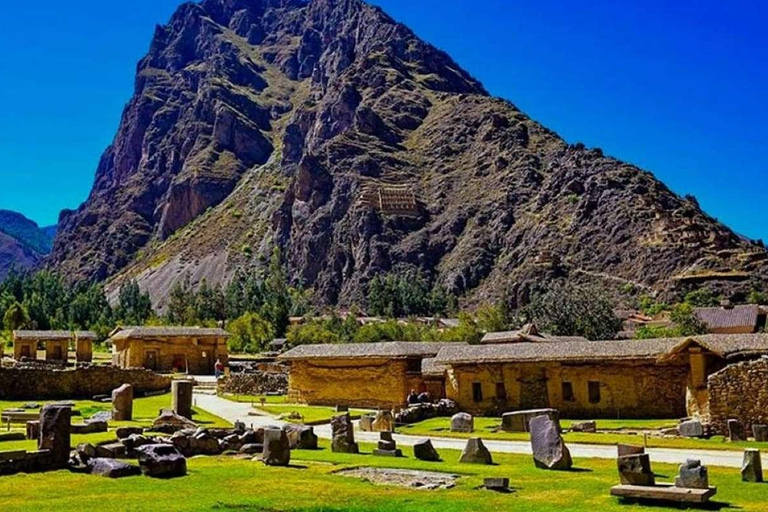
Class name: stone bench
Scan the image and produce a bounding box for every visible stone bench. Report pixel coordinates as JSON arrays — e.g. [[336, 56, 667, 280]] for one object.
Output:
[[611, 483, 717, 504], [1, 411, 40, 424]]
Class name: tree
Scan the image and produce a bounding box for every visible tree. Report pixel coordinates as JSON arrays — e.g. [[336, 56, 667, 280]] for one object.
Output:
[[670, 303, 709, 336], [3, 302, 29, 331], [262, 248, 290, 336], [683, 288, 720, 307], [166, 275, 197, 325], [525, 282, 622, 340], [475, 302, 511, 333], [227, 312, 275, 353], [114, 280, 153, 326], [286, 322, 339, 347]]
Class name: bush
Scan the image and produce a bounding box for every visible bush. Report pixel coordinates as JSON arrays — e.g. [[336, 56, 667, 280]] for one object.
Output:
[[286, 323, 339, 346], [227, 312, 275, 354]]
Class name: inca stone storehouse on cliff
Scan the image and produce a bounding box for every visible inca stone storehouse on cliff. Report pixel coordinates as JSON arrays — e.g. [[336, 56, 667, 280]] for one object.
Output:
[[279, 334, 768, 428]]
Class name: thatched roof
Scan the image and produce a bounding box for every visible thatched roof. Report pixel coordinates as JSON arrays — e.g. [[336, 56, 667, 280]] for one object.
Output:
[[437, 338, 684, 365], [481, 329, 589, 345], [279, 342, 462, 361], [694, 305, 761, 331], [13, 330, 73, 341], [74, 331, 98, 340], [659, 334, 768, 362], [421, 357, 448, 377], [110, 326, 229, 340]]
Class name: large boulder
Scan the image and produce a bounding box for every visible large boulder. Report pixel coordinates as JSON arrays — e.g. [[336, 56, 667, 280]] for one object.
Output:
[[87, 458, 142, 478], [331, 414, 359, 454], [262, 428, 291, 466], [283, 424, 318, 450], [137, 444, 187, 478], [372, 410, 394, 433], [38, 405, 71, 466], [450, 413, 474, 433], [618, 454, 655, 486], [151, 410, 197, 433], [678, 419, 704, 438], [112, 384, 134, 422], [459, 438, 493, 465], [413, 439, 441, 462], [742, 449, 763, 483], [675, 459, 708, 489], [530, 415, 572, 470], [502, 409, 560, 433]]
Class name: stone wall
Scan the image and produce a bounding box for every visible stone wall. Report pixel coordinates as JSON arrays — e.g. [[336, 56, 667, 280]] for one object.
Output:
[[708, 358, 768, 434], [219, 367, 288, 396], [446, 361, 688, 418], [0, 366, 171, 400]]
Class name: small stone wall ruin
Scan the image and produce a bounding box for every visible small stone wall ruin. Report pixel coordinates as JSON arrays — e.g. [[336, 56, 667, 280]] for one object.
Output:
[[218, 364, 288, 396], [708, 357, 768, 435], [0, 366, 171, 400]]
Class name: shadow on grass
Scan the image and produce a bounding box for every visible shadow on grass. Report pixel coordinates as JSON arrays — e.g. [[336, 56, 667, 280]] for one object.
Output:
[[618, 498, 736, 510]]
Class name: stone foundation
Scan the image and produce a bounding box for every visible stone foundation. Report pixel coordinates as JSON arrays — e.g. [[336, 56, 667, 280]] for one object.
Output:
[[708, 358, 768, 435], [0, 366, 171, 400], [219, 368, 288, 396]]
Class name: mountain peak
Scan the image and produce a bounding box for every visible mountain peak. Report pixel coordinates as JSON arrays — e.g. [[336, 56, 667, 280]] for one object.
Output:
[[47, 0, 768, 308]]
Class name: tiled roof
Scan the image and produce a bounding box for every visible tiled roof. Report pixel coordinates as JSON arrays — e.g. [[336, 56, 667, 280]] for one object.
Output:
[[437, 338, 684, 365], [279, 342, 463, 361], [13, 330, 73, 340], [421, 357, 448, 376], [110, 326, 229, 340], [694, 305, 760, 331], [662, 334, 768, 361], [481, 330, 589, 344]]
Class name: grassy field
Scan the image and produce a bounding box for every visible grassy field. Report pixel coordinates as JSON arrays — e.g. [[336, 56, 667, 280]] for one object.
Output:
[[219, 394, 372, 424], [0, 438, 764, 511], [0, 393, 230, 452], [398, 417, 768, 451]]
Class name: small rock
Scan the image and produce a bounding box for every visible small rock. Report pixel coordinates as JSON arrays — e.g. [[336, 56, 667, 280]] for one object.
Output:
[[239, 444, 264, 455], [137, 444, 187, 478], [450, 412, 474, 433], [618, 454, 655, 486], [617, 444, 644, 457], [678, 419, 704, 438], [484, 477, 510, 491], [459, 438, 493, 465], [413, 439, 441, 462], [116, 426, 144, 440], [570, 421, 596, 433], [742, 449, 763, 483], [87, 458, 142, 478], [675, 459, 708, 489], [753, 425, 768, 442], [262, 428, 291, 466], [359, 415, 374, 432], [372, 410, 394, 432]]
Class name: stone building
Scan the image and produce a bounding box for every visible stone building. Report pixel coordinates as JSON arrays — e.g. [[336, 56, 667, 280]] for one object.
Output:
[[279, 342, 462, 408], [436, 339, 689, 418], [694, 305, 767, 334], [13, 331, 72, 362], [109, 326, 229, 375], [74, 331, 97, 363]]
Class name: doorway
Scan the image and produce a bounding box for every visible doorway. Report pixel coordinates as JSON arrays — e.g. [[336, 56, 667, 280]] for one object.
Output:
[[145, 350, 158, 371]]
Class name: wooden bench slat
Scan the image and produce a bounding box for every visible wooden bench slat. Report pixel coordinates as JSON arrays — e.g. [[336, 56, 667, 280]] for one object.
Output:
[[611, 483, 717, 503]]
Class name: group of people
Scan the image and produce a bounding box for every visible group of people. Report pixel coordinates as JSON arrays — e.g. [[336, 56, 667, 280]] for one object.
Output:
[[406, 389, 431, 405]]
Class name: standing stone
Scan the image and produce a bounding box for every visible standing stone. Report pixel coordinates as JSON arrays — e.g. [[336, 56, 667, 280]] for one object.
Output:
[[26, 420, 40, 440], [617, 444, 644, 457], [618, 454, 655, 486], [678, 419, 704, 438], [530, 415, 572, 470], [331, 414, 359, 454], [742, 449, 763, 483], [675, 459, 708, 489], [753, 425, 768, 442], [502, 409, 560, 433], [172, 381, 194, 419], [728, 419, 746, 442], [137, 444, 187, 478], [112, 384, 133, 421], [38, 405, 71, 466], [283, 424, 318, 450], [413, 439, 441, 462], [372, 410, 394, 432], [262, 428, 291, 466], [459, 438, 493, 464], [451, 412, 474, 433]]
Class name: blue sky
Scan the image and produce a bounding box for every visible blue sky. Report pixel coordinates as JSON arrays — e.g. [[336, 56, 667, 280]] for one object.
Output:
[[0, 0, 766, 240]]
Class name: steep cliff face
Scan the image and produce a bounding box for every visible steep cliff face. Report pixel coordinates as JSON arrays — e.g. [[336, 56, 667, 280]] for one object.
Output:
[[49, 0, 768, 308]]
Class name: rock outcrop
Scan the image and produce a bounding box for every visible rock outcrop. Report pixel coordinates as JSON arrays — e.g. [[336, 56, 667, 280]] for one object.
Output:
[[48, 0, 768, 308]]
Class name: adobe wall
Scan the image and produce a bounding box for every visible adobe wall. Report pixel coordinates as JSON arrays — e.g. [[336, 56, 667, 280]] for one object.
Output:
[[287, 358, 417, 408], [0, 366, 171, 400], [708, 358, 768, 435], [447, 361, 688, 418]]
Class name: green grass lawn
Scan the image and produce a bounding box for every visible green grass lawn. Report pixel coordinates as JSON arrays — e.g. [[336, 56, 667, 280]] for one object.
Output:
[[0, 393, 230, 452], [398, 417, 768, 452], [0, 439, 765, 511], [219, 394, 372, 424], [219, 393, 288, 405]]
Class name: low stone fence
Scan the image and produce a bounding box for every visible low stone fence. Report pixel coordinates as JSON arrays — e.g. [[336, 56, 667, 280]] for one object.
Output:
[[0, 366, 171, 400], [218, 368, 288, 396], [708, 357, 768, 435]]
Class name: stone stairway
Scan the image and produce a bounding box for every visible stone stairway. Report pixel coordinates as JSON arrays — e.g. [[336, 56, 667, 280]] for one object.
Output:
[[192, 378, 218, 396]]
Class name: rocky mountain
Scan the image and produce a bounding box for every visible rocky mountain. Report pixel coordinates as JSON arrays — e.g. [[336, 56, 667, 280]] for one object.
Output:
[[48, 0, 768, 309], [0, 210, 56, 279]]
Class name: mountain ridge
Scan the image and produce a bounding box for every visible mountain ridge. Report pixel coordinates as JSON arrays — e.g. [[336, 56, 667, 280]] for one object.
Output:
[[47, 0, 768, 309], [0, 209, 56, 279]]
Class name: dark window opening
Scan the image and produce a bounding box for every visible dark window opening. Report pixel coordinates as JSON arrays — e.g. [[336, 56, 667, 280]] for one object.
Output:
[[472, 382, 483, 402], [562, 382, 575, 402], [588, 381, 601, 404], [21, 345, 31, 358], [406, 358, 422, 374], [495, 382, 507, 401]]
